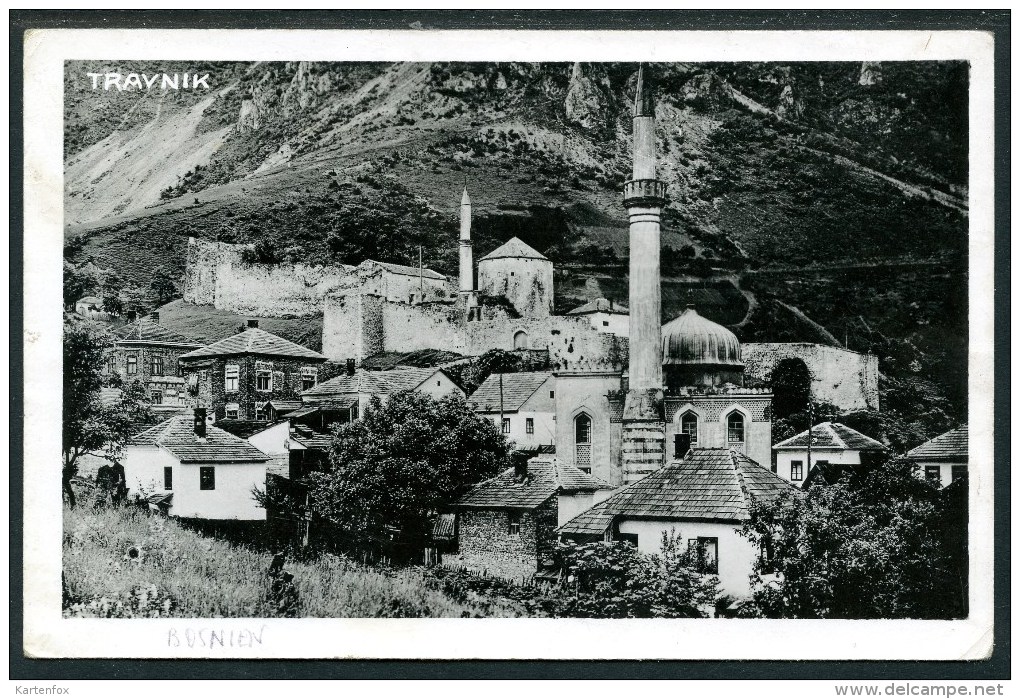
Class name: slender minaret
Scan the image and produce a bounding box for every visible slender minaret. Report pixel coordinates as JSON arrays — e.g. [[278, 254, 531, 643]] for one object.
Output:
[[621, 64, 668, 484], [459, 187, 474, 295]]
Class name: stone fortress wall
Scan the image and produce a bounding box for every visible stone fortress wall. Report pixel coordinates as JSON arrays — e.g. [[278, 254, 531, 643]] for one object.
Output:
[[742, 342, 879, 412], [477, 256, 554, 318]]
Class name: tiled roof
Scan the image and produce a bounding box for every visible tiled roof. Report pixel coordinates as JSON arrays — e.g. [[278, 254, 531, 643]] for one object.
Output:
[[432, 513, 456, 541], [907, 425, 968, 462], [114, 318, 202, 346], [773, 422, 886, 451], [479, 237, 548, 261], [179, 328, 326, 362], [302, 367, 438, 398], [457, 459, 609, 510], [558, 448, 800, 536], [129, 415, 269, 463], [290, 424, 333, 450], [265, 399, 303, 415], [77, 295, 102, 305], [360, 349, 466, 370], [363, 259, 446, 280], [215, 419, 285, 439], [469, 372, 552, 412], [566, 298, 629, 315]]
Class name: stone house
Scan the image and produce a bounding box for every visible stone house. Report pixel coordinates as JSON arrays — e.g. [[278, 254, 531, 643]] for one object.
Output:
[[469, 371, 556, 451], [450, 458, 612, 581], [906, 424, 968, 488], [772, 421, 887, 486], [123, 409, 270, 521], [109, 312, 203, 414], [565, 297, 629, 336], [301, 366, 464, 416], [179, 320, 327, 421], [558, 447, 801, 599]]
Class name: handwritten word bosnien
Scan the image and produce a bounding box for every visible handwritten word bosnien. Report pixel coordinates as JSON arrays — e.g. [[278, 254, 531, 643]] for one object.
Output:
[[168, 625, 267, 649], [87, 72, 211, 91]]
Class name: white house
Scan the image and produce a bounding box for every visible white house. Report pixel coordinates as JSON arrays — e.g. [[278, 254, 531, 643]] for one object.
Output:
[[772, 422, 886, 486], [469, 371, 556, 450], [301, 366, 464, 415], [215, 419, 292, 478], [123, 410, 270, 520], [558, 448, 801, 599], [906, 424, 968, 488], [565, 297, 629, 336]]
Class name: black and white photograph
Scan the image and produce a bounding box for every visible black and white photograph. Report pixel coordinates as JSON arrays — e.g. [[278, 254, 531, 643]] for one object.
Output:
[[18, 22, 1000, 666]]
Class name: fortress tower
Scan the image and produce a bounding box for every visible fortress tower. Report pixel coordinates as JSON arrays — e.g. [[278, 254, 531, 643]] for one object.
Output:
[[621, 65, 669, 483]]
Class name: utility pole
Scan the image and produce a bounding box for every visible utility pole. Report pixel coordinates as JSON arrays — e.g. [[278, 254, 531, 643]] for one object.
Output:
[[498, 372, 505, 436], [806, 394, 813, 477]]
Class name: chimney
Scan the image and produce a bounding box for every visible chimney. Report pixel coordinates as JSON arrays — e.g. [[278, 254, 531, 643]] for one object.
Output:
[[345, 358, 356, 376], [675, 433, 692, 459], [126, 309, 137, 322], [247, 319, 259, 329], [513, 454, 528, 481], [193, 407, 207, 441], [150, 311, 159, 325]]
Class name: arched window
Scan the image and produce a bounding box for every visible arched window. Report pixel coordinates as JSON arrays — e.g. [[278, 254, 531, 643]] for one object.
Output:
[[575, 413, 592, 472], [727, 411, 745, 450], [680, 412, 699, 445], [513, 330, 529, 349]]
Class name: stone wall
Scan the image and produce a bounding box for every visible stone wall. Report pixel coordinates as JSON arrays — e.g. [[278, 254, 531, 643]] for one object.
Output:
[[477, 257, 554, 318], [183, 354, 323, 421], [452, 502, 557, 581], [742, 343, 879, 412]]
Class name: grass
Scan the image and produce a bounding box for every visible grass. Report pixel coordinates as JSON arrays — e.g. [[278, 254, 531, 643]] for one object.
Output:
[[63, 504, 523, 618]]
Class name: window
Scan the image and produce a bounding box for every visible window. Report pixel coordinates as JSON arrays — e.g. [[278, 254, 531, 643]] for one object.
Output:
[[602, 320, 609, 327], [790, 460, 804, 481], [350, 404, 359, 421], [951, 465, 967, 483], [925, 465, 942, 484], [199, 369, 209, 384], [513, 330, 529, 349], [255, 404, 266, 421], [301, 367, 317, 391], [727, 411, 745, 447], [151, 355, 164, 376], [151, 391, 163, 405], [255, 361, 273, 392], [617, 532, 638, 547], [526, 418, 534, 434], [502, 418, 511, 434], [199, 467, 216, 491], [163, 467, 173, 490], [508, 512, 521, 536], [225, 403, 239, 420], [106, 356, 115, 374], [126, 355, 138, 375], [575, 413, 592, 472], [688, 537, 719, 574], [680, 412, 699, 445], [549, 390, 555, 399], [224, 364, 239, 392]]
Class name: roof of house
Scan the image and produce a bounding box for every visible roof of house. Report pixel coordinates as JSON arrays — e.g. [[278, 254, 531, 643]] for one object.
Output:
[[566, 298, 630, 316], [773, 422, 886, 451], [128, 416, 269, 463], [558, 448, 800, 536], [360, 349, 466, 370], [457, 459, 610, 510], [215, 419, 286, 439], [432, 513, 457, 541], [906, 425, 968, 462], [77, 295, 102, 305], [264, 399, 303, 415], [290, 424, 333, 450], [179, 328, 326, 362], [469, 371, 552, 412], [362, 259, 446, 280], [302, 367, 441, 398], [114, 317, 202, 346], [479, 237, 548, 262]]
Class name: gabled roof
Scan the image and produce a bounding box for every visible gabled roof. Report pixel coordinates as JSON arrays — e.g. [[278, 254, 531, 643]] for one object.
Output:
[[469, 371, 552, 412], [215, 419, 286, 440], [179, 328, 326, 362], [302, 367, 440, 398], [114, 317, 202, 347], [479, 237, 548, 262], [773, 422, 886, 451], [361, 259, 446, 280], [264, 399, 303, 415], [290, 424, 332, 450], [566, 298, 629, 316], [457, 460, 610, 510], [558, 448, 800, 536], [906, 425, 968, 462], [77, 295, 102, 305], [129, 416, 269, 463]]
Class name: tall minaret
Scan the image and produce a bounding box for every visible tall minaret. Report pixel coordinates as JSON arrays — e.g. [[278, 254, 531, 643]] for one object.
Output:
[[621, 64, 668, 484], [459, 187, 474, 295]]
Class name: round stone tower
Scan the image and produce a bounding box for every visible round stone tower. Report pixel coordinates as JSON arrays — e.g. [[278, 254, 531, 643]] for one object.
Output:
[[476, 237, 554, 318]]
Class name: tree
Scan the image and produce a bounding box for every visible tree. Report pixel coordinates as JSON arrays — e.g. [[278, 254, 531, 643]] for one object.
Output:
[[739, 457, 965, 619], [62, 317, 151, 508], [147, 266, 179, 306], [310, 391, 511, 543], [446, 348, 545, 394], [551, 534, 719, 618]]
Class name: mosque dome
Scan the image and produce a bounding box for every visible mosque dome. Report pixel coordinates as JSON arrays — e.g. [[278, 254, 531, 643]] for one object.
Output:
[[661, 306, 744, 389]]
